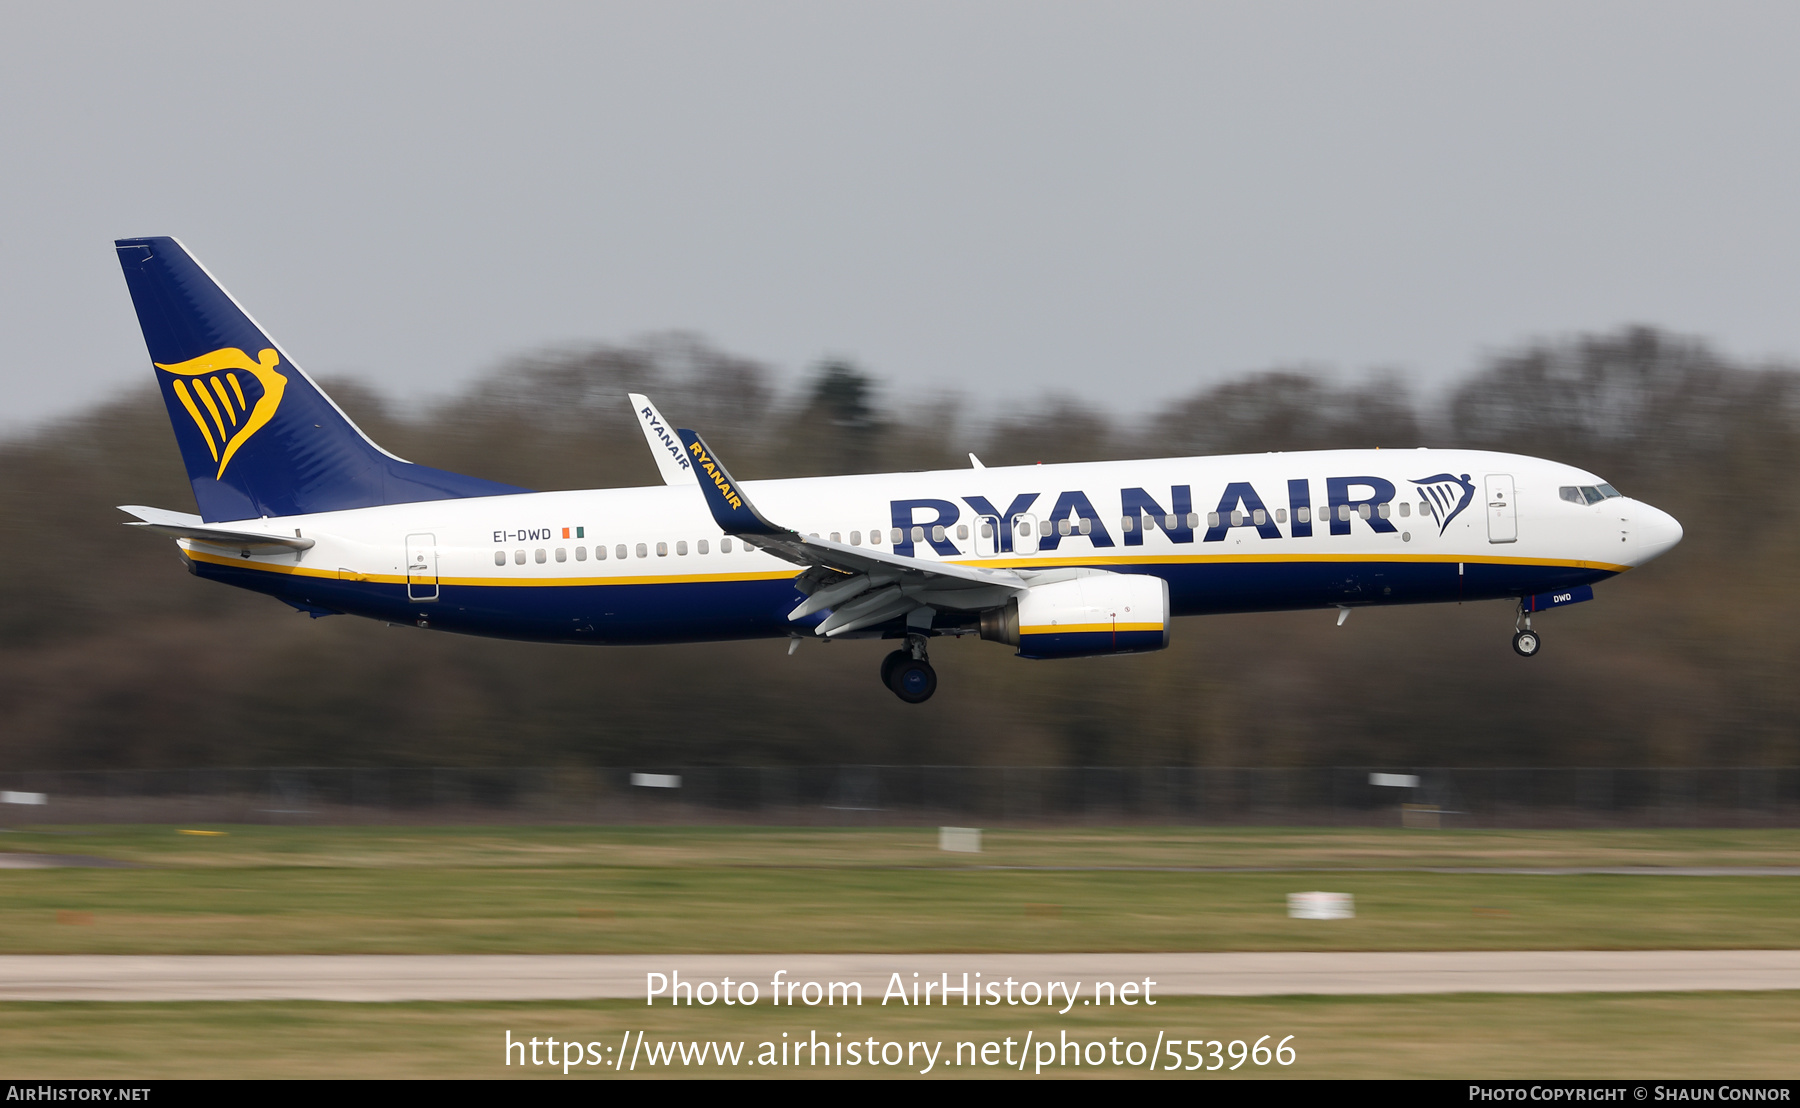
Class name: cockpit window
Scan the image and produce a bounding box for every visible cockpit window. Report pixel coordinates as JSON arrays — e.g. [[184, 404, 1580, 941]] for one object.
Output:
[[1562, 484, 1623, 505]]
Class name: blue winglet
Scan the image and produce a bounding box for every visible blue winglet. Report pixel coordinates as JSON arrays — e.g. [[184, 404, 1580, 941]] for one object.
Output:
[[675, 429, 790, 537]]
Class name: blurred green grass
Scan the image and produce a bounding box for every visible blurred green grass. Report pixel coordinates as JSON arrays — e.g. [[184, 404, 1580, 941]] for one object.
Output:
[[8, 824, 1800, 869], [1, 826, 1795, 954], [2, 993, 1797, 1079]]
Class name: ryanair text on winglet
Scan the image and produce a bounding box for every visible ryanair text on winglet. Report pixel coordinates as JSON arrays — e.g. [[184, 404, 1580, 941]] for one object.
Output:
[[686, 441, 744, 511], [640, 406, 691, 471]]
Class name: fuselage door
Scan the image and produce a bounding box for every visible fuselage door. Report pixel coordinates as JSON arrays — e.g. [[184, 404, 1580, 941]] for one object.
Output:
[[1011, 513, 1040, 556], [973, 515, 1001, 557], [406, 533, 440, 601], [1485, 475, 1517, 544]]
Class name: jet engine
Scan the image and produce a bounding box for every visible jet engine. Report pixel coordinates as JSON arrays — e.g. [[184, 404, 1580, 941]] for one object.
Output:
[[979, 572, 1169, 659]]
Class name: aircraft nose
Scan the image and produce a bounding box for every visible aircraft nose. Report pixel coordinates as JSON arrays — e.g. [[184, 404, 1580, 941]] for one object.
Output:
[[1632, 502, 1683, 566]]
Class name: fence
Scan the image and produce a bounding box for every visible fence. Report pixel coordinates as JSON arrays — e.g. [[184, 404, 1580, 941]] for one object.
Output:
[[2, 766, 1799, 826]]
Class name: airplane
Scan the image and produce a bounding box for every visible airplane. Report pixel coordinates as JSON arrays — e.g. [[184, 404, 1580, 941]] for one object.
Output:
[[113, 237, 1684, 703]]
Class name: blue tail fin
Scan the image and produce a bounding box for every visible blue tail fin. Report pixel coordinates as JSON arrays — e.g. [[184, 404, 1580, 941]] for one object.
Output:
[[114, 237, 527, 522]]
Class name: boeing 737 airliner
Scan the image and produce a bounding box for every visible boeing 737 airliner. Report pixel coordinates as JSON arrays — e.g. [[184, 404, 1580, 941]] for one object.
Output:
[[114, 237, 1683, 702]]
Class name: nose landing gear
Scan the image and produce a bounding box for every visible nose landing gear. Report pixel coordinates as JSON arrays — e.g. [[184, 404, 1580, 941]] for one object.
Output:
[[1512, 603, 1541, 657], [881, 634, 938, 703]]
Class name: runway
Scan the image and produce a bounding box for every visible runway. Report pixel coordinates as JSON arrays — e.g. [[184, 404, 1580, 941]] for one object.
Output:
[[3, 950, 1799, 1002]]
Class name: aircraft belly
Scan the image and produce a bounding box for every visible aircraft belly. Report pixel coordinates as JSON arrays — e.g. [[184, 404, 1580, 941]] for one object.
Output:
[[190, 553, 1618, 645]]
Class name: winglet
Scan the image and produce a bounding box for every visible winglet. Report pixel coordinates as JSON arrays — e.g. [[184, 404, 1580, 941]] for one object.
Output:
[[675, 430, 789, 537], [628, 393, 692, 485]]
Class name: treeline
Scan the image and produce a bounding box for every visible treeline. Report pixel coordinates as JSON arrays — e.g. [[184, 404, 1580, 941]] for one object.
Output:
[[1, 326, 1795, 771]]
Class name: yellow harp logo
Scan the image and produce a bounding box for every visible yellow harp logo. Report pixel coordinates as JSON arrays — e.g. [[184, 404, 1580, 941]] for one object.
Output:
[[155, 347, 288, 480]]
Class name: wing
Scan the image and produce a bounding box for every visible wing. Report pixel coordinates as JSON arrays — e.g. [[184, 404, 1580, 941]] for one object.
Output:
[[118, 505, 316, 553], [673, 429, 1026, 635]]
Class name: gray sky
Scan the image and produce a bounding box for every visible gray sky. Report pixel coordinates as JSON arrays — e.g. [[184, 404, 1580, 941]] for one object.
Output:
[[5, 1, 1800, 432]]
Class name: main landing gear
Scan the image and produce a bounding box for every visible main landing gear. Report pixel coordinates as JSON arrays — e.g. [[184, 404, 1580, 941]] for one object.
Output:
[[881, 635, 938, 703], [1512, 603, 1541, 657]]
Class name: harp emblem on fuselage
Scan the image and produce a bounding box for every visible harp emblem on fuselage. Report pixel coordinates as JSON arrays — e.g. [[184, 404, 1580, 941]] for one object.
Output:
[[154, 347, 288, 480], [1411, 472, 1476, 536]]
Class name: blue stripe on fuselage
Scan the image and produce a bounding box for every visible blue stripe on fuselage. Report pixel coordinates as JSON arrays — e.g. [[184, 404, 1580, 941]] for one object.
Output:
[[189, 556, 1618, 643]]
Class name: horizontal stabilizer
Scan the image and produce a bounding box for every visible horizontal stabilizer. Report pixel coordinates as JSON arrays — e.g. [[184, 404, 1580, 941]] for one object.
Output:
[[118, 505, 315, 551]]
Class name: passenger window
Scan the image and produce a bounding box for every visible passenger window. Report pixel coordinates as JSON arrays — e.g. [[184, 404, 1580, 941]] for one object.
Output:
[[514, 550, 525, 564], [1017, 520, 1030, 536], [656, 542, 668, 557], [596, 545, 608, 560], [1297, 507, 1310, 523], [721, 538, 733, 553], [1162, 514, 1176, 529], [575, 546, 587, 561], [1399, 503, 1410, 517], [1058, 519, 1071, 536], [932, 525, 946, 542], [911, 526, 925, 542], [890, 528, 902, 544], [1338, 505, 1351, 522], [1079, 518, 1092, 535], [1418, 501, 1430, 516], [1121, 516, 1135, 533], [535, 549, 546, 563], [1207, 512, 1220, 528], [1376, 503, 1390, 519], [676, 541, 688, 556], [555, 548, 567, 562], [850, 531, 862, 546], [1186, 512, 1199, 529], [1276, 508, 1288, 524], [697, 539, 708, 555], [1252, 509, 1267, 526], [830, 532, 841, 543], [957, 524, 969, 540], [635, 543, 647, 558], [1358, 504, 1371, 520], [615, 544, 627, 560], [870, 528, 884, 544], [1230, 510, 1243, 526], [493, 551, 506, 566]]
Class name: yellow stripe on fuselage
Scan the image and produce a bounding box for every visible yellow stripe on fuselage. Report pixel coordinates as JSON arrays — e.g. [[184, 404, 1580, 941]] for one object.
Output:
[[182, 547, 800, 587], [183, 545, 1629, 586], [953, 551, 1634, 574]]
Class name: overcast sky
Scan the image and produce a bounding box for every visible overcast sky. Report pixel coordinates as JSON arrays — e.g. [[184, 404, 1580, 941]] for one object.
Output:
[[4, 1, 1800, 432]]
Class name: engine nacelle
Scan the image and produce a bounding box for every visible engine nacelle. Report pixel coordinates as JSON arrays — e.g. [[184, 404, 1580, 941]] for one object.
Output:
[[979, 572, 1170, 659]]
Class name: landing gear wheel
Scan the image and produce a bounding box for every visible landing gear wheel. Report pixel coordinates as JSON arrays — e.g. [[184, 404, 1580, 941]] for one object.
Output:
[[879, 649, 909, 689], [888, 659, 938, 703], [1512, 629, 1541, 657]]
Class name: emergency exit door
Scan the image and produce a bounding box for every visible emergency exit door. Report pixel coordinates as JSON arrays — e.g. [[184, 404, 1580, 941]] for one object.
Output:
[[406, 533, 439, 601], [1485, 475, 1517, 543]]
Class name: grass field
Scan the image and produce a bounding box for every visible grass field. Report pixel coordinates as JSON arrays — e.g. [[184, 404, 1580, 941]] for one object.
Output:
[[3, 993, 1798, 1079], [3, 825, 1796, 1079], [0, 826, 1796, 954]]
